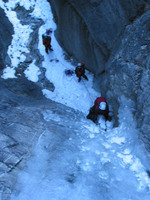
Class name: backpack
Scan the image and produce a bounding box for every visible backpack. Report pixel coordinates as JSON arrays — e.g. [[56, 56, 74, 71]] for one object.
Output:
[[65, 69, 74, 76]]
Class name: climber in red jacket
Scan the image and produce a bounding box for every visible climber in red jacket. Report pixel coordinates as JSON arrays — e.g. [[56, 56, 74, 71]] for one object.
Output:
[[42, 29, 53, 53], [87, 96, 111, 124], [75, 62, 88, 82]]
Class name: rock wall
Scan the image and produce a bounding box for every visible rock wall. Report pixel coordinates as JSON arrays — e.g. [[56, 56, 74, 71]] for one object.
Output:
[[49, 0, 150, 149], [0, 77, 84, 199], [100, 10, 150, 150], [49, 0, 148, 73], [0, 7, 13, 73]]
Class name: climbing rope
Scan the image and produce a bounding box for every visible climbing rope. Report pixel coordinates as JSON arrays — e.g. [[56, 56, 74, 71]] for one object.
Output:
[[82, 79, 94, 104]]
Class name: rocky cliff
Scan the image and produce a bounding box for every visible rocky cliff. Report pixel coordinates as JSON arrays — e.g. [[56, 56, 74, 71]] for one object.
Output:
[[0, 7, 13, 74], [49, 0, 148, 72], [100, 10, 150, 150], [49, 0, 150, 150]]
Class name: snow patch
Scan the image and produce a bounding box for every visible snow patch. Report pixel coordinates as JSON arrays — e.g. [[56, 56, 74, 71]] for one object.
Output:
[[24, 60, 41, 82], [117, 153, 133, 164], [110, 137, 125, 145], [84, 124, 99, 133], [2, 66, 17, 79]]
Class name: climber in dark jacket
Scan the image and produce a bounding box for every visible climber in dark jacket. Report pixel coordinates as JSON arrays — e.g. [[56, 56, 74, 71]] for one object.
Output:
[[42, 29, 53, 53], [75, 62, 88, 82], [87, 96, 111, 124]]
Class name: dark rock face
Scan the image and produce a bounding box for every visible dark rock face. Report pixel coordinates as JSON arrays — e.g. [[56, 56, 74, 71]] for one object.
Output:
[[100, 10, 150, 150], [49, 0, 150, 149], [49, 0, 148, 73], [0, 8, 14, 73]]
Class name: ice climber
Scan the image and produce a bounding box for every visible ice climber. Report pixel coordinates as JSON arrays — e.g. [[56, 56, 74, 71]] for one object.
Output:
[[75, 62, 88, 82], [42, 28, 53, 53], [86, 96, 111, 124]]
